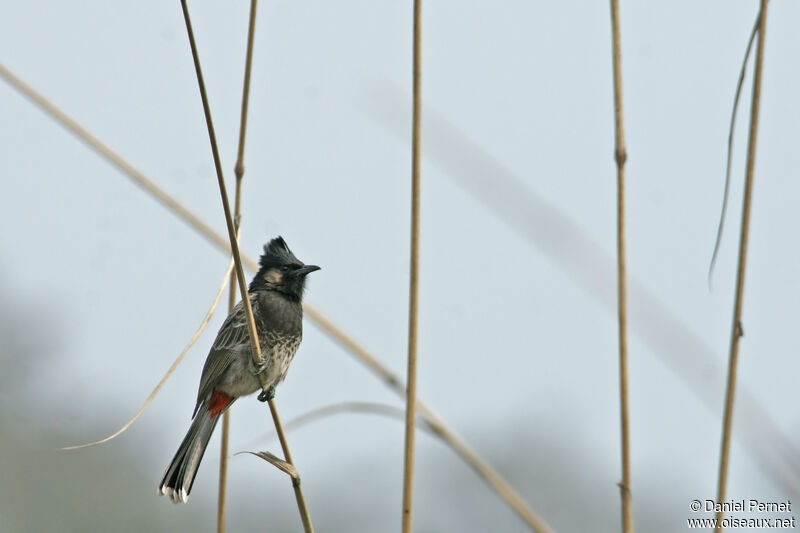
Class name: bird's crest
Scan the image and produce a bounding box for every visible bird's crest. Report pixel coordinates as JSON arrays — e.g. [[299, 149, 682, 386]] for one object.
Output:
[[259, 236, 299, 268]]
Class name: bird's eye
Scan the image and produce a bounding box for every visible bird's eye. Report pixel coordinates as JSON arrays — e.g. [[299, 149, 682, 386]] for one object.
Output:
[[279, 265, 289, 272]]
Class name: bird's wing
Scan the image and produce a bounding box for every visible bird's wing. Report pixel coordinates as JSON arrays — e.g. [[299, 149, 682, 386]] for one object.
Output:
[[193, 298, 258, 415]]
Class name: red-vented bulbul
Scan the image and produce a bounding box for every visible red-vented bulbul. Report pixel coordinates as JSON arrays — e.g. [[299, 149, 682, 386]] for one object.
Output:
[[159, 236, 319, 503]]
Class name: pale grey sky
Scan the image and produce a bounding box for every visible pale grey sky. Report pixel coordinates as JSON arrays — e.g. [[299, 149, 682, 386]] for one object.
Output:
[[1, 2, 798, 532]]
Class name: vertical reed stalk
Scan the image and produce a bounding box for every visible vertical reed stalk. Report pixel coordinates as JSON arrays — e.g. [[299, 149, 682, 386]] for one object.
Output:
[[218, 1, 259, 531], [609, 1, 633, 531], [715, 2, 769, 530], [217, 408, 231, 533], [401, 1, 423, 532]]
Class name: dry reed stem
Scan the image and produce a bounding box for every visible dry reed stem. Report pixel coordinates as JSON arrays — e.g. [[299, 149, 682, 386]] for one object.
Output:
[[217, 407, 230, 533], [419, 405, 555, 533], [238, 448, 314, 524], [237, 450, 312, 525], [219, 258, 236, 531], [180, 3, 312, 531], [234, 0, 258, 186], [708, 18, 760, 287], [0, 61, 230, 254], [0, 64, 551, 532], [266, 400, 314, 532], [61, 258, 235, 450], [401, 2, 423, 532], [219, 1, 259, 530], [179, 0, 266, 388], [366, 89, 800, 498], [715, 2, 769, 531], [608, 1, 634, 532], [307, 317, 554, 533]]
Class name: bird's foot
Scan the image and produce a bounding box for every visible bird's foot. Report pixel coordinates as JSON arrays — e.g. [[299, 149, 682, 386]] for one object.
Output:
[[258, 386, 275, 402], [250, 357, 268, 376]]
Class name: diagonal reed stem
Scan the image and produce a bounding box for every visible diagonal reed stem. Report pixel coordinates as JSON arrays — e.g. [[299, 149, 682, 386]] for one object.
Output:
[[179, 2, 312, 531], [608, 1, 633, 532], [401, 2, 423, 532], [268, 399, 314, 533], [0, 63, 551, 532], [219, 1, 259, 531], [715, 2, 769, 531], [309, 316, 555, 533], [179, 0, 264, 382]]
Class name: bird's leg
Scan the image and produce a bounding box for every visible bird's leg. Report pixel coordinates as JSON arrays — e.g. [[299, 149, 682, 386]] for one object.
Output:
[[258, 386, 275, 402]]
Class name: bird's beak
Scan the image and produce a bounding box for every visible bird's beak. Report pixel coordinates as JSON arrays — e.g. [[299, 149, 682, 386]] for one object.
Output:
[[295, 265, 321, 276]]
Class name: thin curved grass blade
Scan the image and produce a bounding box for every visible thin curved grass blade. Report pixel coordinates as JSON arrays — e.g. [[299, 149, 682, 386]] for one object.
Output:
[[61, 259, 234, 450]]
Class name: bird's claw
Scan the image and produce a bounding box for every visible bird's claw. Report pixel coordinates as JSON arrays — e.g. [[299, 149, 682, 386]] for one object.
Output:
[[258, 386, 275, 402], [251, 357, 268, 376]]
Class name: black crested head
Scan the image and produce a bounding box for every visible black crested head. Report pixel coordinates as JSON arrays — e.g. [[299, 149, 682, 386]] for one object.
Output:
[[258, 236, 297, 269], [249, 236, 320, 300]]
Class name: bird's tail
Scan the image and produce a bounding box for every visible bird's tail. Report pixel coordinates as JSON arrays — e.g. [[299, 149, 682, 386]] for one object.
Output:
[[159, 401, 227, 503]]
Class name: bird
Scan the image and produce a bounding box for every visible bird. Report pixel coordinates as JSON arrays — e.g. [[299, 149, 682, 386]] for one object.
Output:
[[159, 236, 320, 503]]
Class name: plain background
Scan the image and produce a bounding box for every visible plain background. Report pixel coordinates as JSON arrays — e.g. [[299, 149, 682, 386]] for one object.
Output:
[[1, 1, 798, 531]]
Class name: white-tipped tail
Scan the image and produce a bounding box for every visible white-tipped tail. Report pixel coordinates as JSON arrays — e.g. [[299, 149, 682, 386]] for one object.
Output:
[[160, 485, 190, 504], [158, 405, 220, 504]]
